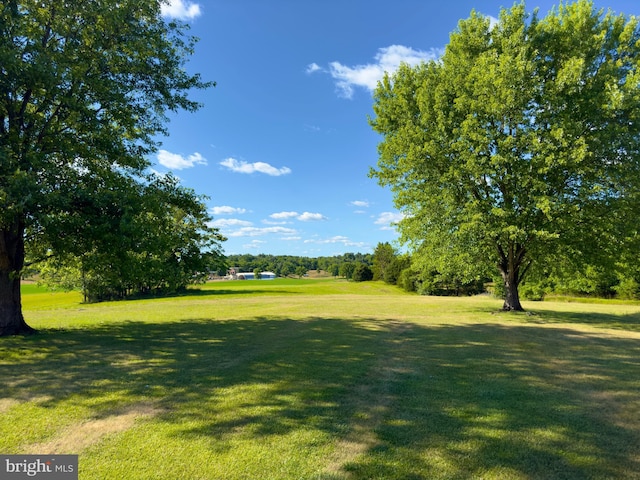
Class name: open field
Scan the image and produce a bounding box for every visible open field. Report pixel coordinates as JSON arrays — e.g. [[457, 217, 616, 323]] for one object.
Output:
[[2, 278, 640, 479]]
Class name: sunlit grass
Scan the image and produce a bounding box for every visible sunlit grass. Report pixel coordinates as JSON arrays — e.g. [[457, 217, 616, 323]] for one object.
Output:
[[2, 279, 639, 479]]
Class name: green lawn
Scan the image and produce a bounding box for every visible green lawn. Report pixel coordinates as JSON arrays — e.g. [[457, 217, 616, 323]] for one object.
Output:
[[2, 279, 639, 479]]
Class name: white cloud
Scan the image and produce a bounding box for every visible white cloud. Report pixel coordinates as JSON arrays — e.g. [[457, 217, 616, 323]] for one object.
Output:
[[306, 236, 368, 249], [157, 150, 207, 170], [220, 157, 292, 176], [329, 62, 382, 98], [270, 211, 326, 222], [320, 45, 442, 98], [270, 211, 299, 220], [374, 211, 405, 230], [211, 205, 247, 215], [210, 218, 253, 228], [488, 15, 500, 30], [319, 235, 350, 244], [298, 212, 327, 222], [227, 226, 298, 238], [282, 236, 302, 241], [350, 200, 370, 208], [160, 0, 201, 20], [243, 240, 266, 250], [148, 168, 168, 179], [306, 63, 322, 74]]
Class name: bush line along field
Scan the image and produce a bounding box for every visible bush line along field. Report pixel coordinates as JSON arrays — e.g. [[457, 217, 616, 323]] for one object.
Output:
[[2, 279, 640, 479]]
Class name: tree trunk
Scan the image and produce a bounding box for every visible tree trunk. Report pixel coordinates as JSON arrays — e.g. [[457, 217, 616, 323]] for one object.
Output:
[[502, 270, 524, 311], [498, 242, 526, 312], [0, 220, 36, 336]]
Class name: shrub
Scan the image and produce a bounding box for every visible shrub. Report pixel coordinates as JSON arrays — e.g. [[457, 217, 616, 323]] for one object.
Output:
[[398, 268, 418, 292], [520, 281, 547, 301], [352, 263, 373, 282], [384, 255, 411, 285], [615, 276, 640, 300], [339, 262, 356, 280]]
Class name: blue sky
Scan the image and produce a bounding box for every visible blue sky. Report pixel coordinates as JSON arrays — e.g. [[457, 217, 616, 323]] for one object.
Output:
[[156, 0, 638, 257]]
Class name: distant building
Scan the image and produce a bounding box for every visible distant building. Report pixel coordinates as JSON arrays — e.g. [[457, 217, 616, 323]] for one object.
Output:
[[227, 268, 276, 280]]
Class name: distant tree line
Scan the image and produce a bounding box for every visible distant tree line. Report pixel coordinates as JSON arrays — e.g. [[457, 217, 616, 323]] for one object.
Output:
[[222, 252, 374, 280], [370, 242, 640, 302], [225, 244, 640, 301], [39, 236, 640, 303], [369, 242, 484, 296]]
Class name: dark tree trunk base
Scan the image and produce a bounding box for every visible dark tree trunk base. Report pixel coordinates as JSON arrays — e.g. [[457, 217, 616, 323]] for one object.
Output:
[[502, 303, 525, 312], [2, 220, 34, 337], [0, 315, 38, 336], [502, 277, 524, 311]]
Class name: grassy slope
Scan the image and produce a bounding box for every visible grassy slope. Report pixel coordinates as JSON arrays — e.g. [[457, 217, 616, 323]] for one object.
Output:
[[1, 279, 639, 479]]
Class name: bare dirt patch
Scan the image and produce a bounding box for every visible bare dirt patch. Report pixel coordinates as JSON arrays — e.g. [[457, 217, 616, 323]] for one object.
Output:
[[24, 403, 162, 454], [0, 395, 54, 414], [0, 398, 19, 414]]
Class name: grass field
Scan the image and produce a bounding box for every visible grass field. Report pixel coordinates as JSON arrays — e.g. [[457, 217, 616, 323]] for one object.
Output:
[[2, 278, 640, 479]]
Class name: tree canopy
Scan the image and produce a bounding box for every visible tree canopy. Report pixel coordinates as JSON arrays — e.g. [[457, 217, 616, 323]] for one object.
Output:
[[369, 0, 640, 310], [37, 173, 226, 302], [0, 0, 217, 334]]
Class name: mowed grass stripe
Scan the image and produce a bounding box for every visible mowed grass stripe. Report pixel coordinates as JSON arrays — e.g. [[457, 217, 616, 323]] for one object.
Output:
[[0, 279, 638, 479]]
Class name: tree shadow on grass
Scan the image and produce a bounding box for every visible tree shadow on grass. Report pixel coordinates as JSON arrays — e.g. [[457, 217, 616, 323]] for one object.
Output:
[[522, 306, 640, 332], [343, 323, 640, 479], [113, 286, 300, 302], [0, 317, 639, 479]]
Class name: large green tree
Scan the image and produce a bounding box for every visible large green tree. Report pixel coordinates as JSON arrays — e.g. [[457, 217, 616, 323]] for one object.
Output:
[[37, 174, 226, 302], [372, 242, 396, 281], [370, 0, 640, 310], [0, 0, 213, 334]]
